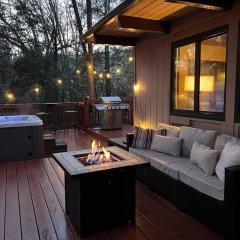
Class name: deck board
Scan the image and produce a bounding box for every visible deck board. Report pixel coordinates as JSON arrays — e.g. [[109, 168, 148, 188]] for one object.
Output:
[[43, 158, 65, 209], [25, 160, 58, 240], [5, 163, 21, 240], [0, 163, 6, 240], [16, 161, 39, 240], [0, 129, 220, 240], [49, 157, 65, 187], [31, 160, 76, 240]]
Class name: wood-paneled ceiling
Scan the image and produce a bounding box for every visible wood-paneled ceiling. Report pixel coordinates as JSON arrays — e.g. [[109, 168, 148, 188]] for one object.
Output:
[[80, 0, 232, 46], [122, 0, 188, 20]]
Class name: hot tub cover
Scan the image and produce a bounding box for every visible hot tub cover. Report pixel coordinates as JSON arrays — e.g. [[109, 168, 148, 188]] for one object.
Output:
[[0, 115, 43, 128]]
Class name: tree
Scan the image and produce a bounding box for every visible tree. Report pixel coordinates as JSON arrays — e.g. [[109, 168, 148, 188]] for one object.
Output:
[[0, 0, 133, 103], [71, 0, 95, 99]]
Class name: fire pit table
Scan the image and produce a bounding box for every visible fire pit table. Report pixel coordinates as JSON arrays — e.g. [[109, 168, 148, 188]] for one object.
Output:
[[53, 146, 149, 238]]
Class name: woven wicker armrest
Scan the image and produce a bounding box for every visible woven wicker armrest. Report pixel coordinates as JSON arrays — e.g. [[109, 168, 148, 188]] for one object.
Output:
[[224, 164, 240, 240], [126, 133, 134, 150]]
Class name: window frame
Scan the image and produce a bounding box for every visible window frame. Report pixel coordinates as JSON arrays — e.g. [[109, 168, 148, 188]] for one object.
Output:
[[235, 22, 240, 122], [170, 26, 229, 121]]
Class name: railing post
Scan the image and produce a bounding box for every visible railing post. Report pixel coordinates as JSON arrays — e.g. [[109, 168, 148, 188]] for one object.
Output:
[[83, 99, 89, 130]]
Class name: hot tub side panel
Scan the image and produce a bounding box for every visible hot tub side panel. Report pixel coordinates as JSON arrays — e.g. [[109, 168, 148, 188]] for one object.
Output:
[[0, 125, 44, 162]]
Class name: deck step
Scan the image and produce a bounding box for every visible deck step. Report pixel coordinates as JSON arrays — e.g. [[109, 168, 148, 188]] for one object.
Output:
[[44, 134, 67, 155], [53, 140, 67, 153], [44, 134, 55, 155]]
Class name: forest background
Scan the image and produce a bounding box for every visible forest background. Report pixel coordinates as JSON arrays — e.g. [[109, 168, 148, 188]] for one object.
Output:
[[0, 0, 134, 103]]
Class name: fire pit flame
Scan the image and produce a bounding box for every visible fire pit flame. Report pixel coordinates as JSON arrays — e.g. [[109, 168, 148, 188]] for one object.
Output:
[[86, 140, 113, 164], [91, 140, 97, 155], [102, 147, 110, 161]]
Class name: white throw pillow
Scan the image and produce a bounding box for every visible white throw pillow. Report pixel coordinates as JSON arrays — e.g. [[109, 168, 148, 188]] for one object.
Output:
[[190, 142, 220, 175], [157, 123, 180, 137], [180, 126, 217, 157], [216, 142, 240, 182], [150, 135, 182, 157]]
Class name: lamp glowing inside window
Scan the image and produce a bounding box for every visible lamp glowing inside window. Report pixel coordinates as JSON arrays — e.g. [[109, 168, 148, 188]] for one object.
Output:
[[184, 76, 214, 92]]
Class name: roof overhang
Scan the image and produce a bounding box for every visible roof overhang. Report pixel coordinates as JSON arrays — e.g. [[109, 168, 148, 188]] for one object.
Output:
[[80, 0, 232, 46]]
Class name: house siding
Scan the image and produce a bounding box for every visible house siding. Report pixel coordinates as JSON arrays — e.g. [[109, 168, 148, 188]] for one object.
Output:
[[134, 2, 240, 136]]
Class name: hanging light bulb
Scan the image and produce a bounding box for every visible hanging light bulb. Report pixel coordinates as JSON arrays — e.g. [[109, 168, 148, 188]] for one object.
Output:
[[99, 73, 103, 78], [106, 73, 111, 79], [76, 69, 81, 75], [57, 79, 63, 85], [93, 70, 97, 75], [34, 87, 40, 94], [88, 64, 93, 70], [116, 68, 121, 74], [5, 92, 15, 102]]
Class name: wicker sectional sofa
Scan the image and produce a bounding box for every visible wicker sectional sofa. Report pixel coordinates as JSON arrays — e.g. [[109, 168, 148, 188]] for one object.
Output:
[[126, 126, 240, 240]]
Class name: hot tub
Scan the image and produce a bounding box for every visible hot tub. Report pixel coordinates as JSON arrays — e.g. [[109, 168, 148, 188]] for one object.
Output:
[[0, 115, 44, 162]]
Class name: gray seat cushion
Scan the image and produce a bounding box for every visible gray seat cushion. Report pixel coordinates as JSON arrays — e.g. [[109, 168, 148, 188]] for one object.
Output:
[[150, 153, 224, 201], [179, 167, 224, 201], [150, 154, 195, 180], [129, 147, 162, 162]]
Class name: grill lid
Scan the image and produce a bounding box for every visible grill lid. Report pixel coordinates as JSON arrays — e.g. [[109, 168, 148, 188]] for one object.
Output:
[[100, 96, 121, 104]]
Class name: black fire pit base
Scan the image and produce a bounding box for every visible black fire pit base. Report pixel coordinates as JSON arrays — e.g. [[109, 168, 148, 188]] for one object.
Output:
[[65, 167, 136, 238]]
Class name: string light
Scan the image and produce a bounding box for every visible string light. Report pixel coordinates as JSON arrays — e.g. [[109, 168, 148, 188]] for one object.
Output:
[[116, 68, 121, 74], [88, 64, 93, 70], [106, 73, 111, 79], [99, 73, 103, 78], [93, 70, 97, 75], [129, 56, 133, 62], [34, 87, 40, 94], [57, 79, 63, 85], [5, 92, 15, 102], [76, 69, 81, 75]]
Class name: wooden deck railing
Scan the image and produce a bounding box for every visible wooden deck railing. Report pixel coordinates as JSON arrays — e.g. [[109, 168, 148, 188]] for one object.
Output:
[[0, 99, 133, 131]]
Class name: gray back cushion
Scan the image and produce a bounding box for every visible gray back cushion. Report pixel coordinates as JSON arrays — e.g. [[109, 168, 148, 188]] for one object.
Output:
[[157, 123, 180, 137], [180, 126, 217, 157], [214, 134, 240, 151]]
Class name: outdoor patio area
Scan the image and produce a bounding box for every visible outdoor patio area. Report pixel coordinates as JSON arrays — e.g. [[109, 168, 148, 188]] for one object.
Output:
[[2, 0, 240, 239], [0, 129, 219, 240]]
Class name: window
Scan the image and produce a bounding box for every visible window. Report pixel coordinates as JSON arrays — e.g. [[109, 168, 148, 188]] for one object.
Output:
[[235, 23, 240, 122], [171, 27, 228, 120], [174, 43, 195, 110]]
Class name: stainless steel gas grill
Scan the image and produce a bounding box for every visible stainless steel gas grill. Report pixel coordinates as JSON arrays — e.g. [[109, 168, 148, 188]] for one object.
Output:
[[95, 96, 129, 129]]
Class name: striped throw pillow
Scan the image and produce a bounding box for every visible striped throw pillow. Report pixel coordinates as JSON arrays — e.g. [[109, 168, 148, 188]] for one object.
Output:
[[132, 126, 154, 149]]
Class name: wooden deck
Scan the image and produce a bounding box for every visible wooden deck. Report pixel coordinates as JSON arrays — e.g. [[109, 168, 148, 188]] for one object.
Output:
[[88, 124, 133, 141], [0, 129, 220, 240]]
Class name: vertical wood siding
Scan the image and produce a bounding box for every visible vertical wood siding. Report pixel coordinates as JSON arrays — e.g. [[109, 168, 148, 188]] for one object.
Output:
[[134, 2, 240, 135]]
